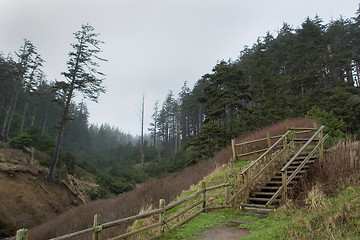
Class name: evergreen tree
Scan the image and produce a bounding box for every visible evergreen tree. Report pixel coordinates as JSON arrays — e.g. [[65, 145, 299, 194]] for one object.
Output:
[[48, 24, 106, 181], [1, 39, 42, 141]]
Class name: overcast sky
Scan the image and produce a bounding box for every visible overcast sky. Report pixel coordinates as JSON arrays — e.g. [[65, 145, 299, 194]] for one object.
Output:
[[1, 0, 359, 135]]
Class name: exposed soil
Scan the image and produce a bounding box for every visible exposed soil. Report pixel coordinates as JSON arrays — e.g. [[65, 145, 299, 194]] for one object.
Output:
[[195, 226, 250, 240], [0, 148, 85, 237]]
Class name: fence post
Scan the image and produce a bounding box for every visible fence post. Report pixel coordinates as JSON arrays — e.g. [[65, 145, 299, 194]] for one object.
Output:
[[231, 139, 236, 164], [266, 131, 271, 148], [16, 228, 28, 240], [281, 170, 287, 205], [243, 172, 249, 203], [202, 182, 206, 211], [319, 128, 324, 166], [283, 134, 288, 164], [225, 175, 230, 203], [159, 199, 166, 233], [93, 214, 101, 240]]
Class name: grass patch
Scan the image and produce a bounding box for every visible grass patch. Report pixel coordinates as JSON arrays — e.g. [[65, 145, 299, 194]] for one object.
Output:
[[157, 209, 258, 240], [242, 185, 360, 240]]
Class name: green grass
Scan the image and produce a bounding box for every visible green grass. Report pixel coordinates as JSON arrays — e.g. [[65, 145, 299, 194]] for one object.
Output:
[[158, 185, 360, 240], [157, 209, 258, 240]]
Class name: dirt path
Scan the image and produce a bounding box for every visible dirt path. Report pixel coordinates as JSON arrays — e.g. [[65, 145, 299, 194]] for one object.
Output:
[[195, 226, 250, 240]]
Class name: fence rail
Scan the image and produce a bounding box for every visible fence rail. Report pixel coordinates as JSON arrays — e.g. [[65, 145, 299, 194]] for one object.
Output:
[[16, 182, 230, 240], [231, 126, 318, 161]]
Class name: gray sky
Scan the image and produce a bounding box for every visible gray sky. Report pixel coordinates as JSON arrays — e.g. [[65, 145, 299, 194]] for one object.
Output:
[[1, 0, 359, 135]]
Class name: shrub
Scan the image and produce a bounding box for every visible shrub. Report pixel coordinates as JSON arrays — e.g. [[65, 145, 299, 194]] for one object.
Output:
[[307, 106, 346, 143], [9, 126, 55, 151], [9, 133, 32, 149]]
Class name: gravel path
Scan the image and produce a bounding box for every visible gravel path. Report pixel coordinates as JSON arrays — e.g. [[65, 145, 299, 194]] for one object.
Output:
[[195, 226, 250, 240]]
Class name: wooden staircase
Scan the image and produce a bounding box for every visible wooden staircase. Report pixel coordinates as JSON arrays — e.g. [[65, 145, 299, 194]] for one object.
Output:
[[241, 154, 317, 212], [228, 126, 328, 213]]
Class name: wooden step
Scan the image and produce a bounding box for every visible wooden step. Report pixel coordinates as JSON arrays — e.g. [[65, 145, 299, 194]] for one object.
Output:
[[240, 203, 276, 209], [275, 170, 307, 176], [287, 165, 311, 170], [271, 175, 300, 180], [286, 170, 307, 174], [253, 191, 277, 196], [290, 159, 315, 165], [261, 186, 293, 190], [266, 181, 284, 185], [248, 197, 280, 203]]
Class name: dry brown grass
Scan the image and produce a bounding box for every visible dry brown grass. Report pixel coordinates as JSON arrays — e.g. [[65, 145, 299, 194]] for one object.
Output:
[[25, 118, 315, 239], [233, 118, 316, 157], [295, 138, 360, 204]]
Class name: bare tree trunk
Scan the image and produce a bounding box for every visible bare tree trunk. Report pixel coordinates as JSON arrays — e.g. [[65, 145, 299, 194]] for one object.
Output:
[[1, 95, 14, 141], [5, 89, 20, 140], [42, 110, 48, 134], [20, 102, 29, 133], [48, 121, 65, 181], [140, 95, 145, 166], [30, 107, 36, 126]]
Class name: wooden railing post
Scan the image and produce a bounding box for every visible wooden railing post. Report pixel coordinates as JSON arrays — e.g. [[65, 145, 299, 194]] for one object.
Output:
[[285, 119, 290, 131], [93, 214, 101, 240], [281, 170, 287, 204], [283, 134, 288, 164], [243, 172, 249, 203], [319, 128, 324, 166], [266, 131, 271, 148], [231, 139, 236, 164], [16, 228, 28, 240], [159, 199, 166, 233], [202, 182, 206, 211], [225, 175, 230, 203]]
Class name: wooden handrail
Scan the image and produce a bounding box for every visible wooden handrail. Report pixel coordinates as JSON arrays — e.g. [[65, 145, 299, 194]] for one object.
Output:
[[265, 128, 327, 207], [281, 126, 324, 172], [241, 130, 291, 174], [227, 130, 291, 204], [234, 134, 283, 147], [266, 140, 323, 207]]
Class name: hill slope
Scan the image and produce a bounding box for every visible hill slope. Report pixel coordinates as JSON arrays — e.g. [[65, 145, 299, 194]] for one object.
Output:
[[0, 148, 84, 237]]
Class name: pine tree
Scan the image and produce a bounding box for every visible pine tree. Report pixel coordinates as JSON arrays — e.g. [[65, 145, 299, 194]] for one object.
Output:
[[48, 24, 106, 181]]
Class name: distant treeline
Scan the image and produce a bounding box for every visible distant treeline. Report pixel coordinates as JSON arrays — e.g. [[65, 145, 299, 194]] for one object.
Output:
[[150, 12, 360, 163]]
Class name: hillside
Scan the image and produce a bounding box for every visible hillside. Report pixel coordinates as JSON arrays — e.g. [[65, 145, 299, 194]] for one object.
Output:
[[155, 139, 360, 240], [0, 148, 96, 237]]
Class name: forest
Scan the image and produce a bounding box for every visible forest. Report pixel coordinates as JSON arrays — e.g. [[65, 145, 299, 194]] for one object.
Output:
[[1, 10, 360, 198]]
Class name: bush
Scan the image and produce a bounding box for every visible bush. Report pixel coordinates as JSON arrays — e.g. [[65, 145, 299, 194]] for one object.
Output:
[[307, 106, 345, 144], [9, 126, 55, 151], [9, 133, 32, 149]]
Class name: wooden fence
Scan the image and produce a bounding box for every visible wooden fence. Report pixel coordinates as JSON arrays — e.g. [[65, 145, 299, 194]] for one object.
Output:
[[231, 132, 283, 161], [16, 124, 324, 240], [16, 182, 230, 240], [231, 120, 318, 161]]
